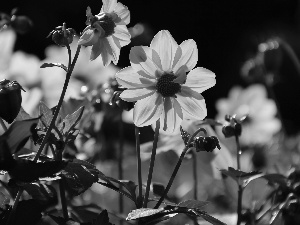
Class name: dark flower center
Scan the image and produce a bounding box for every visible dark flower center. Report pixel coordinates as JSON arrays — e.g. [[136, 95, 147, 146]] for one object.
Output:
[[156, 74, 181, 97], [98, 15, 116, 37]]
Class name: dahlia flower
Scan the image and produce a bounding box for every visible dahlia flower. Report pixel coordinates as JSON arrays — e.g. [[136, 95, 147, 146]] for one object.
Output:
[[116, 30, 216, 133], [78, 0, 131, 66]]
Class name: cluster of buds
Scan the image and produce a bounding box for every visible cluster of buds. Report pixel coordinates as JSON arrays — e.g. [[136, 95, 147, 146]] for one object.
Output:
[[0, 79, 24, 123], [221, 114, 243, 138], [0, 8, 33, 34], [47, 23, 76, 47], [180, 126, 221, 153]]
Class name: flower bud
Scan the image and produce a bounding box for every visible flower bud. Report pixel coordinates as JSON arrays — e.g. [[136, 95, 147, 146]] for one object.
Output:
[[0, 79, 24, 123], [10, 15, 33, 34], [111, 91, 134, 111], [194, 136, 221, 152], [48, 24, 76, 47]]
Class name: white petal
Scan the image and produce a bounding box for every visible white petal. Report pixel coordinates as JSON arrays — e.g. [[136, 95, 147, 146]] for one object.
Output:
[[113, 25, 131, 47], [90, 38, 104, 61], [101, 0, 117, 13], [176, 86, 207, 120], [150, 30, 178, 72], [160, 97, 183, 133], [130, 46, 162, 78], [116, 66, 156, 88], [78, 27, 100, 46], [106, 36, 120, 64], [133, 92, 163, 127], [173, 39, 198, 74], [114, 2, 130, 25], [183, 67, 216, 93], [120, 88, 155, 102]]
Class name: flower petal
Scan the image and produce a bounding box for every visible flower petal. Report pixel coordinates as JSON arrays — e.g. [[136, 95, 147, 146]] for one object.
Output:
[[133, 92, 163, 127], [101, 0, 117, 13], [90, 38, 104, 61], [78, 27, 101, 46], [114, 2, 130, 25], [106, 36, 120, 64], [183, 67, 216, 93], [113, 25, 131, 47], [176, 86, 207, 120], [173, 39, 198, 74], [129, 46, 162, 78], [120, 88, 155, 102], [160, 97, 183, 133], [150, 30, 178, 72], [116, 66, 156, 88]]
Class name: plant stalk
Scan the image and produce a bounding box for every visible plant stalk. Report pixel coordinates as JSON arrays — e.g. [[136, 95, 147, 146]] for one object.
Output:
[[118, 115, 124, 225], [135, 126, 143, 208]]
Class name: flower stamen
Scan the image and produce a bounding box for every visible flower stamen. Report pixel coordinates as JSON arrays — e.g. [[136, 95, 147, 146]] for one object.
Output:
[[156, 73, 181, 97]]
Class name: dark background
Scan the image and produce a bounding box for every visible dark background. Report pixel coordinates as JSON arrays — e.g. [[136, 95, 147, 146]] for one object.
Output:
[[2, 0, 300, 134]]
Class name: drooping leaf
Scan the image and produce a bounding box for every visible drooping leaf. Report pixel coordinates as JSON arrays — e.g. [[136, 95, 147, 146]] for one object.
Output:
[[126, 208, 164, 220], [1, 117, 39, 154], [40, 62, 68, 72], [63, 106, 84, 135], [220, 167, 261, 187], [178, 200, 209, 210], [61, 159, 99, 196], [23, 182, 57, 206]]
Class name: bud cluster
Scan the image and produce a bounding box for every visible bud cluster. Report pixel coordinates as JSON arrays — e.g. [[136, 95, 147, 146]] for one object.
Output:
[[48, 23, 76, 47], [221, 114, 243, 138]]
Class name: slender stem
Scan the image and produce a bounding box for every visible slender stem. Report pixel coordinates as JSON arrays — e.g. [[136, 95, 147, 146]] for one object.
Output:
[[235, 135, 241, 171], [155, 127, 207, 209], [135, 126, 143, 208], [59, 177, 68, 219], [191, 150, 198, 200], [6, 188, 23, 225], [236, 187, 243, 225], [143, 120, 160, 208], [33, 45, 81, 162], [118, 115, 124, 224], [0, 117, 7, 131]]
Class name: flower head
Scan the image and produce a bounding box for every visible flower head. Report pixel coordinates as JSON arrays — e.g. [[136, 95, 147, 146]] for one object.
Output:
[[115, 30, 216, 133], [78, 0, 131, 66]]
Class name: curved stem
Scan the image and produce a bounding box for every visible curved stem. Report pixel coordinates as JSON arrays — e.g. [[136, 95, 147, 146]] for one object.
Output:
[[0, 117, 7, 131], [33, 45, 81, 162], [235, 135, 241, 171], [154, 127, 207, 209], [135, 126, 143, 208], [6, 188, 23, 225], [143, 120, 160, 208], [191, 150, 198, 200]]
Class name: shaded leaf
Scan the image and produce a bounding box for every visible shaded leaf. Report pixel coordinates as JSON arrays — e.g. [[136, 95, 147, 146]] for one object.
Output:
[[37, 101, 55, 130], [71, 204, 103, 223], [61, 159, 99, 196], [59, 98, 88, 120], [12, 199, 43, 225], [178, 200, 209, 210], [126, 208, 164, 220], [23, 182, 57, 206], [63, 106, 84, 134], [202, 119, 223, 126], [40, 62, 68, 72], [15, 106, 32, 121], [92, 209, 112, 225], [48, 215, 83, 225], [194, 210, 227, 225], [220, 167, 261, 187]]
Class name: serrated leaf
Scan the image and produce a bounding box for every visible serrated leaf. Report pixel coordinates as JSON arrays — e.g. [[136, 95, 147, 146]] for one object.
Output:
[[126, 208, 164, 220], [118, 180, 137, 201], [59, 98, 88, 120], [1, 117, 39, 154], [63, 106, 84, 134], [61, 159, 99, 196], [37, 101, 54, 129], [23, 182, 57, 205], [178, 200, 209, 210], [40, 62, 68, 72], [194, 211, 227, 225]]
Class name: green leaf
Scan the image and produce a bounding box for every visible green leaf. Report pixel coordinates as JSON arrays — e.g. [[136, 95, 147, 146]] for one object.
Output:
[[23, 182, 57, 205], [126, 208, 164, 220], [220, 167, 261, 187], [59, 98, 88, 120], [63, 106, 84, 135], [15, 107, 33, 121], [61, 159, 99, 196], [37, 101, 55, 130], [194, 211, 227, 225], [178, 200, 209, 210], [202, 119, 223, 126], [1, 117, 39, 154], [40, 62, 68, 72]]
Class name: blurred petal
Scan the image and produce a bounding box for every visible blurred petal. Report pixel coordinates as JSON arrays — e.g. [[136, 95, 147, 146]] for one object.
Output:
[[160, 97, 183, 133], [114, 2, 130, 25], [184, 67, 216, 93], [116, 66, 156, 88], [173, 39, 198, 74], [107, 36, 120, 64], [130, 46, 162, 77], [176, 86, 207, 120], [102, 0, 117, 13], [133, 92, 163, 127], [150, 30, 178, 72], [120, 88, 155, 101], [100, 38, 114, 66]]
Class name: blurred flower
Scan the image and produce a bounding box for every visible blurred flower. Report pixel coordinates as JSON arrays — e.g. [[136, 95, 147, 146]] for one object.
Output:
[[0, 29, 16, 76], [116, 30, 216, 133], [78, 0, 131, 66], [216, 84, 281, 146], [21, 87, 42, 116]]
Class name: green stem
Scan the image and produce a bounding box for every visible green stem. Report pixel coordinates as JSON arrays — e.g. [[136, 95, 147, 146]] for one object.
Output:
[[235, 134, 243, 225], [135, 126, 143, 208], [143, 120, 160, 208], [33, 45, 81, 162], [154, 127, 207, 209], [6, 188, 23, 225], [191, 150, 198, 200], [0, 117, 7, 131], [118, 115, 124, 224], [59, 177, 69, 220]]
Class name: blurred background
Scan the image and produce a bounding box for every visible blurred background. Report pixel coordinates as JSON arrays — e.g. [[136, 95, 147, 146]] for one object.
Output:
[[2, 0, 300, 134]]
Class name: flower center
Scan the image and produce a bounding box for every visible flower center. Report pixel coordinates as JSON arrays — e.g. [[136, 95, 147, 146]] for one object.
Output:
[[97, 14, 116, 37], [156, 73, 181, 97]]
